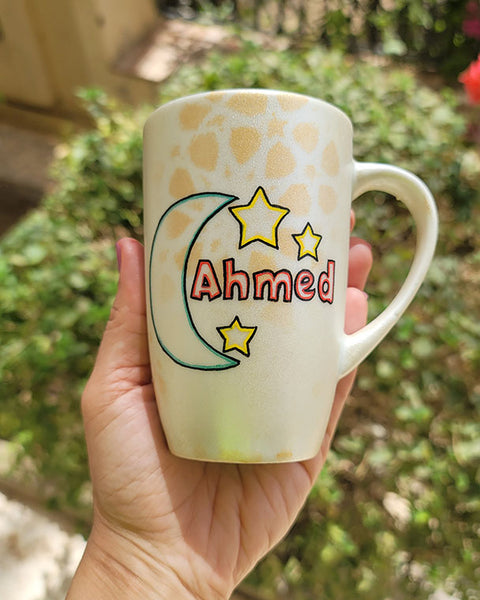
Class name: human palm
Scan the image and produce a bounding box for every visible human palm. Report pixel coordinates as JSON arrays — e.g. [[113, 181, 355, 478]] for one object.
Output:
[[72, 234, 371, 599]]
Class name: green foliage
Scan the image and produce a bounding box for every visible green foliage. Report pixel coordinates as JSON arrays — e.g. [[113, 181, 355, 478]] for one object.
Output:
[[0, 208, 116, 512], [1, 45, 479, 598], [158, 0, 480, 76], [0, 90, 147, 514], [365, 0, 479, 75], [46, 89, 146, 238]]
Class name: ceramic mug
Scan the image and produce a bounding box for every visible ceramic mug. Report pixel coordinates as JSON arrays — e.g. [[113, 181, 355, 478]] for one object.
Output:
[[143, 89, 438, 463]]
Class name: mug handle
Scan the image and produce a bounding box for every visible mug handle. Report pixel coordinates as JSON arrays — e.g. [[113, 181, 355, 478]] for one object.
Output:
[[338, 162, 439, 379]]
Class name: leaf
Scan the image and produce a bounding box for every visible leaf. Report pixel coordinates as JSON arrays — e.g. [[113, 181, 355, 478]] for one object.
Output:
[[383, 36, 408, 56], [411, 337, 435, 359], [9, 244, 48, 267]]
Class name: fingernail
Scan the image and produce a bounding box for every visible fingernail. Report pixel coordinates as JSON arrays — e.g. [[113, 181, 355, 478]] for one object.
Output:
[[116, 242, 122, 271], [362, 291, 369, 299]]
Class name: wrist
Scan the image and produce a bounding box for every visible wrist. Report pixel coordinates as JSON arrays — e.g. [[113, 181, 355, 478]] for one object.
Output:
[[67, 521, 228, 600]]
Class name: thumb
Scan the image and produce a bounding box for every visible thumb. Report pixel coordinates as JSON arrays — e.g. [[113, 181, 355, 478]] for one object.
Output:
[[85, 238, 150, 404]]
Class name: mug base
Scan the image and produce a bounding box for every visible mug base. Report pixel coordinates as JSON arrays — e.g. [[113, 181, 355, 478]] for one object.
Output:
[[167, 445, 317, 464]]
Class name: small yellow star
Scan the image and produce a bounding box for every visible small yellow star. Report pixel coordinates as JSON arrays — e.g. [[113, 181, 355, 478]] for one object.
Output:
[[217, 316, 257, 357], [229, 187, 290, 249], [292, 223, 322, 261]]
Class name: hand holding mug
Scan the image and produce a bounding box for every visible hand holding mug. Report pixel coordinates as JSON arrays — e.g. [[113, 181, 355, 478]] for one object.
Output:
[[68, 89, 437, 599], [68, 231, 371, 600]]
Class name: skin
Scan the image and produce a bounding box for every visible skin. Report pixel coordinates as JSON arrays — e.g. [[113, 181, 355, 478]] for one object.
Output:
[[67, 224, 372, 600]]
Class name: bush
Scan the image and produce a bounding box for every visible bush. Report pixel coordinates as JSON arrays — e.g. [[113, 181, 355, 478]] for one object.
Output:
[[1, 47, 479, 597], [0, 91, 147, 514], [158, 0, 480, 77]]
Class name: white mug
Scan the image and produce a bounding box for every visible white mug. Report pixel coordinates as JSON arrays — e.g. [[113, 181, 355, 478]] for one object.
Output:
[[143, 89, 438, 463]]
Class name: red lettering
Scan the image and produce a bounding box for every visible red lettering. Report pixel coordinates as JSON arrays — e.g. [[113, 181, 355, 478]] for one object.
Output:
[[318, 260, 335, 304], [253, 270, 292, 302], [190, 260, 222, 300], [189, 258, 335, 305], [223, 259, 249, 300], [295, 270, 315, 301]]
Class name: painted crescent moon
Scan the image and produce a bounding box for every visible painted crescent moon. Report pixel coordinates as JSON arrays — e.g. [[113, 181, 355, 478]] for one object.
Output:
[[149, 192, 240, 370]]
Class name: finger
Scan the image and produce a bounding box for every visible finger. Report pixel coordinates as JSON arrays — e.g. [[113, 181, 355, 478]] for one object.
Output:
[[88, 238, 150, 396], [348, 237, 372, 291], [350, 210, 355, 233], [327, 286, 369, 425], [302, 286, 368, 478], [114, 237, 146, 317], [344, 286, 369, 335]]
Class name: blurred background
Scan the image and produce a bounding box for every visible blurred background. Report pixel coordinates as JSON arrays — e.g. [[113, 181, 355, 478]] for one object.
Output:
[[0, 1, 479, 598]]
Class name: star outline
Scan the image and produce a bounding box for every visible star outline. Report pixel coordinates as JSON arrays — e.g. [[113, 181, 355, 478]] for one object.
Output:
[[216, 316, 258, 357], [229, 186, 290, 250], [292, 222, 323, 261]]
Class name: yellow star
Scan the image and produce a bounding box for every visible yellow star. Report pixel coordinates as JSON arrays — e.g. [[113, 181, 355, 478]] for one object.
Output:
[[217, 316, 257, 357], [229, 186, 290, 249], [292, 222, 322, 261]]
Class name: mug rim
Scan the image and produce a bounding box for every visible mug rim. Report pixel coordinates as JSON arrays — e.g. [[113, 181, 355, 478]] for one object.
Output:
[[144, 88, 353, 134]]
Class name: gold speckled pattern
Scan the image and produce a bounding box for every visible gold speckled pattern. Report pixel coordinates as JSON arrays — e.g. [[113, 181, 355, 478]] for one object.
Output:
[[144, 90, 354, 463]]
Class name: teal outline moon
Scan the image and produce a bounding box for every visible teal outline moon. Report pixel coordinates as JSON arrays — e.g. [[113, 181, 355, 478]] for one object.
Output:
[[149, 192, 240, 370]]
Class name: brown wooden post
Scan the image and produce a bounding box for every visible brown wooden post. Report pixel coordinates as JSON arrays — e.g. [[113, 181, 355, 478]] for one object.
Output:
[[0, 0, 159, 118]]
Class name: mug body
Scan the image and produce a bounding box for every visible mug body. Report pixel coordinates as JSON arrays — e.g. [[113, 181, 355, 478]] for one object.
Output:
[[144, 89, 354, 462]]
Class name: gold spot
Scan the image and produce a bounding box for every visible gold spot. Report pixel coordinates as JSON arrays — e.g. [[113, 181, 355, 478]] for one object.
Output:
[[305, 165, 316, 180], [160, 274, 175, 301], [268, 116, 287, 137], [321, 141, 340, 176], [153, 366, 166, 397], [277, 94, 309, 111], [210, 239, 221, 252], [277, 227, 300, 261], [207, 114, 226, 127], [159, 249, 169, 263], [148, 329, 156, 349], [189, 241, 203, 267], [219, 450, 264, 463], [262, 301, 293, 325], [247, 171, 255, 180], [174, 248, 185, 270], [266, 142, 296, 178], [279, 184, 311, 216], [227, 93, 268, 116], [276, 451, 293, 461], [169, 168, 195, 199], [153, 162, 165, 183], [225, 165, 232, 178], [179, 103, 211, 130], [207, 91, 225, 102], [319, 185, 338, 214], [293, 123, 319, 153], [230, 127, 261, 164], [249, 250, 277, 272], [189, 200, 205, 212], [171, 145, 180, 158], [189, 133, 218, 171], [166, 210, 193, 239]]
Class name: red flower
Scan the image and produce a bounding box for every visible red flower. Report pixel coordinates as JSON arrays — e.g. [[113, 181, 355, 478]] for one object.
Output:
[[459, 55, 480, 104]]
